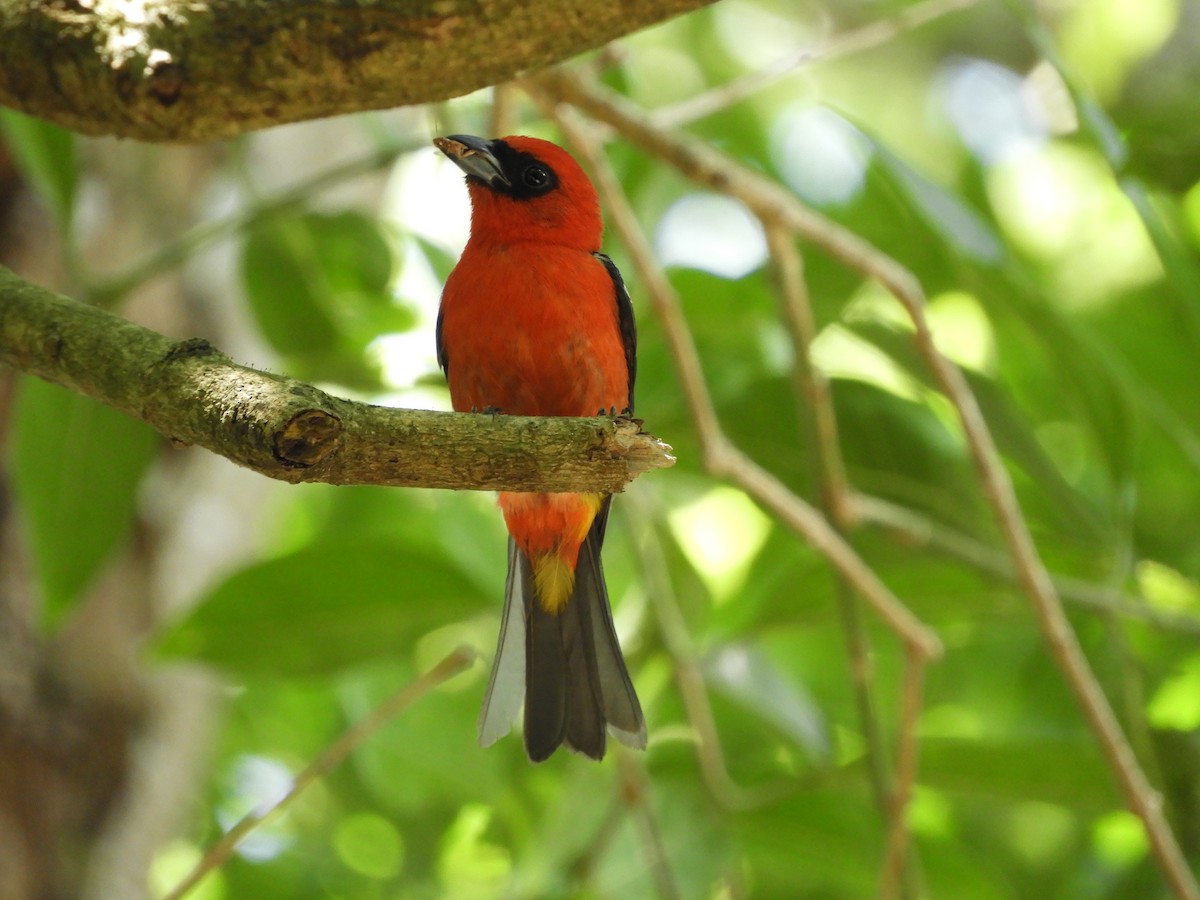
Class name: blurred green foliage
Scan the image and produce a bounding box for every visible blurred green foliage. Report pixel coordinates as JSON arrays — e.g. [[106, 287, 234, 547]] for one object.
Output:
[[7, 0, 1200, 896]]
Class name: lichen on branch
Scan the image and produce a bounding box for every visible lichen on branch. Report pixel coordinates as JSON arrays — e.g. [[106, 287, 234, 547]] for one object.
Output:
[[0, 0, 716, 142], [0, 266, 674, 492]]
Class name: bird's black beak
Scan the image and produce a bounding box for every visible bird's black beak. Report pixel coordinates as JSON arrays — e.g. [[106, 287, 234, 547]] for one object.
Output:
[[434, 134, 511, 188]]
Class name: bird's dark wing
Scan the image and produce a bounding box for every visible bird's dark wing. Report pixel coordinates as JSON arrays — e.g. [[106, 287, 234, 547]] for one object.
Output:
[[435, 304, 449, 376], [594, 252, 636, 412]]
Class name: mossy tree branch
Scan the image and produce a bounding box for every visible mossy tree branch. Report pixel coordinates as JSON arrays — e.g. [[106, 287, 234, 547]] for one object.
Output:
[[0, 267, 674, 492], [0, 0, 715, 143]]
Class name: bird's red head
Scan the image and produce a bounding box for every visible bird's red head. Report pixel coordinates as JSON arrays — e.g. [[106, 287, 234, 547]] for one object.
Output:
[[434, 134, 602, 252]]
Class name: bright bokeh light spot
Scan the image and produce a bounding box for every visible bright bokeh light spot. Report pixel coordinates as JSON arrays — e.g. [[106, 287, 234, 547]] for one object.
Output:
[[668, 486, 771, 600], [334, 812, 405, 879], [216, 755, 296, 862], [1136, 560, 1200, 612], [383, 147, 471, 253], [1147, 653, 1200, 730], [1183, 180, 1200, 248], [150, 840, 226, 900], [834, 724, 865, 767], [1005, 802, 1076, 866], [987, 143, 1162, 307], [988, 144, 1090, 258], [656, 193, 767, 278], [623, 45, 706, 107], [937, 57, 1048, 166], [1092, 810, 1149, 869], [1061, 0, 1179, 101], [926, 291, 995, 373], [713, 0, 820, 71], [437, 805, 511, 895], [810, 323, 921, 401], [372, 148, 471, 394], [919, 703, 987, 739], [843, 280, 914, 331], [772, 106, 872, 206], [907, 786, 953, 839]]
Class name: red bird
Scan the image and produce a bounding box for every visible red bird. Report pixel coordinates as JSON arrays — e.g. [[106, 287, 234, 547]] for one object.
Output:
[[434, 134, 646, 762]]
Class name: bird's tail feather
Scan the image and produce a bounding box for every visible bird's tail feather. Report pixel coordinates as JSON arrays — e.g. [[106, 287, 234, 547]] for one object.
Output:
[[477, 519, 646, 761]]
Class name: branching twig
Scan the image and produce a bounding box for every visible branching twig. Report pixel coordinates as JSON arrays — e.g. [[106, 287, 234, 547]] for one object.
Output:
[[854, 493, 1200, 637], [625, 493, 786, 810], [162, 646, 476, 900], [528, 67, 1200, 899], [543, 104, 940, 663], [897, 276, 1198, 900], [767, 225, 914, 891], [764, 226, 849, 526], [766, 223, 887, 809], [0, 268, 674, 493]]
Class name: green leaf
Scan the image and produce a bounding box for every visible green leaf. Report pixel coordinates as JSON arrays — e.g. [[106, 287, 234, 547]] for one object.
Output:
[[9, 378, 158, 628], [239, 211, 406, 388], [156, 539, 492, 678], [241, 216, 341, 356], [342, 661, 506, 813], [702, 642, 830, 760], [850, 319, 1110, 540], [0, 109, 77, 228], [869, 140, 1005, 265], [920, 736, 1118, 808]]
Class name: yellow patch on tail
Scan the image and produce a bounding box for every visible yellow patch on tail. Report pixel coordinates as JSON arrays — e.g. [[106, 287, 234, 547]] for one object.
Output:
[[528, 492, 604, 615], [533, 553, 576, 614]]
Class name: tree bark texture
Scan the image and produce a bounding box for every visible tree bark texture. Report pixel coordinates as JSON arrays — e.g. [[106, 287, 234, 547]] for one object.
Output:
[[0, 267, 674, 493], [0, 0, 716, 143]]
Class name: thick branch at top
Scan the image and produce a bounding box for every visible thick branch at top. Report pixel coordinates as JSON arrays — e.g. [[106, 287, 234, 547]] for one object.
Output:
[[0, 0, 714, 142], [0, 267, 674, 492]]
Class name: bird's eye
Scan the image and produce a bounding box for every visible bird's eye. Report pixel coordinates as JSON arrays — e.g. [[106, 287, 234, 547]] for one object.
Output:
[[522, 165, 550, 189]]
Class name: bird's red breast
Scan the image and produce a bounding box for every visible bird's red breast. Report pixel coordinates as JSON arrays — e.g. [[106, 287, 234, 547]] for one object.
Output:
[[440, 244, 629, 418]]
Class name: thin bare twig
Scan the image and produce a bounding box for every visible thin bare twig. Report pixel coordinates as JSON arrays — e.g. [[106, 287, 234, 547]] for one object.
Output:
[[88, 137, 424, 307], [162, 647, 476, 900], [625, 494, 786, 810], [767, 226, 915, 893], [854, 493, 1200, 637], [489, 83, 520, 139], [766, 224, 888, 803], [898, 287, 1198, 900], [654, 0, 982, 128], [764, 225, 849, 527], [878, 648, 928, 900], [616, 752, 683, 900]]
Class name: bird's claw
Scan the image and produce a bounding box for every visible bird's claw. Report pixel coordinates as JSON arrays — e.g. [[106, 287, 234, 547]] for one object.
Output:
[[596, 405, 634, 418]]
